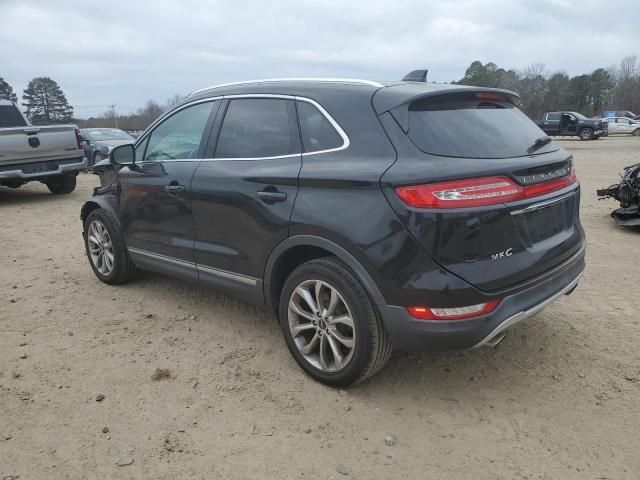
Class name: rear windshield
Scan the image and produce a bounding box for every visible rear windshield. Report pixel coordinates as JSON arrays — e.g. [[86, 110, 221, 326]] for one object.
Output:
[[0, 105, 27, 128], [403, 93, 557, 159]]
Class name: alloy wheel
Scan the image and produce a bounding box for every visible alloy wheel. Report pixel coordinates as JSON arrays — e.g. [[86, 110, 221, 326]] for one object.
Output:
[[87, 220, 114, 276], [288, 279, 356, 372]]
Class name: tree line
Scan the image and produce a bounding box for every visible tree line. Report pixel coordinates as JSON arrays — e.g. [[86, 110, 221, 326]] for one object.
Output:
[[2, 55, 639, 127], [455, 55, 640, 119]]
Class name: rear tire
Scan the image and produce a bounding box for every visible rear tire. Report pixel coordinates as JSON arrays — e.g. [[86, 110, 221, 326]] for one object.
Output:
[[84, 208, 137, 285], [632, 129, 640, 137], [278, 257, 392, 387], [579, 128, 594, 141], [46, 174, 76, 194]]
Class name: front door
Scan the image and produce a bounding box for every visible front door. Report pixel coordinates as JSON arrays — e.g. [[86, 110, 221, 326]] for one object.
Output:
[[190, 97, 302, 301], [119, 100, 220, 280]]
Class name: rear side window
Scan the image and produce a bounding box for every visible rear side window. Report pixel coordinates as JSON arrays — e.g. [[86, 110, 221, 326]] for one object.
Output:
[[144, 101, 217, 161], [403, 93, 558, 159], [216, 98, 298, 158], [547, 113, 561, 121], [0, 105, 27, 128], [297, 101, 343, 153]]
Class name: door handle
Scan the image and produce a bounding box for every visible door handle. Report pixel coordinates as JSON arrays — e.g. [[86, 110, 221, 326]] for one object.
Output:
[[164, 184, 185, 194], [256, 189, 287, 203]]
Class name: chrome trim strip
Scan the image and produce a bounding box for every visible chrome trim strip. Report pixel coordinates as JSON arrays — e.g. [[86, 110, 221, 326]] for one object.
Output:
[[510, 191, 576, 216], [197, 264, 257, 286], [134, 94, 350, 162], [188, 78, 384, 96], [0, 158, 87, 179], [127, 247, 258, 286], [127, 247, 196, 268], [473, 273, 582, 349]]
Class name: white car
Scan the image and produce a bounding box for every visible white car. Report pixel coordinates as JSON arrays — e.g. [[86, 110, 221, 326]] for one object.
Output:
[[604, 117, 640, 136]]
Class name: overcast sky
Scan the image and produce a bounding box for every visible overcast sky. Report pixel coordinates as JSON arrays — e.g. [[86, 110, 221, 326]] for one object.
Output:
[[1, 0, 638, 117]]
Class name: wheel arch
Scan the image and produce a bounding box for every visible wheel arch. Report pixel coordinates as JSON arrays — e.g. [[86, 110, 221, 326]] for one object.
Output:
[[264, 235, 385, 315], [80, 194, 119, 226]]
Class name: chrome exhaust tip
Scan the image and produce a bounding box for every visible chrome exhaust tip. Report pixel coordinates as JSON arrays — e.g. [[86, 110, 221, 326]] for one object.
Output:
[[483, 333, 506, 348]]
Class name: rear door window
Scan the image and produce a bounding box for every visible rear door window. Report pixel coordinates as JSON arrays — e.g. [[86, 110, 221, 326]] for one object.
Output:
[[296, 101, 343, 153], [215, 98, 299, 158], [402, 92, 557, 159], [546, 113, 561, 121]]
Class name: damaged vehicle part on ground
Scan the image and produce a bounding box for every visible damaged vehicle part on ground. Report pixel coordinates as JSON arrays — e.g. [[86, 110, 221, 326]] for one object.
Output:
[[597, 163, 640, 226]]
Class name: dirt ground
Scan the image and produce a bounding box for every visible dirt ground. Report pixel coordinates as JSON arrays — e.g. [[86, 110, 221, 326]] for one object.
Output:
[[1, 136, 639, 480]]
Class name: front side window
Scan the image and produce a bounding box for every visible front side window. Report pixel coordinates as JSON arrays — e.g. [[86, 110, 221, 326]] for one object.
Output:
[[297, 101, 343, 153], [143, 101, 216, 161], [215, 98, 298, 158]]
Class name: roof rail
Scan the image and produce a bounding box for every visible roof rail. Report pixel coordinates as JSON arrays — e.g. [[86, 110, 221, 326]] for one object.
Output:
[[188, 78, 384, 96]]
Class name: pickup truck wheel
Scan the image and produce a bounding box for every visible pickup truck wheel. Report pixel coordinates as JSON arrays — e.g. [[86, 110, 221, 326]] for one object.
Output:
[[279, 257, 392, 387], [46, 174, 76, 194], [84, 209, 137, 284], [579, 128, 594, 140]]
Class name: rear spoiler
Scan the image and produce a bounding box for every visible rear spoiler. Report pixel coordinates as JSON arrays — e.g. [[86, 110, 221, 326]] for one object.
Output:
[[402, 69, 428, 82]]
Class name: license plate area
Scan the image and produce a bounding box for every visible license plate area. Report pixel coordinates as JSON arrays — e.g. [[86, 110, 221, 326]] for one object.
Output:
[[511, 193, 576, 247]]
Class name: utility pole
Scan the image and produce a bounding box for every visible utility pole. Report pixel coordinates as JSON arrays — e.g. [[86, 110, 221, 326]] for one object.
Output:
[[109, 104, 118, 128]]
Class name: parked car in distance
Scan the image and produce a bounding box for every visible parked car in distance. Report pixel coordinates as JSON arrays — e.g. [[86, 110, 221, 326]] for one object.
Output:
[[536, 111, 608, 140], [603, 110, 639, 120], [80, 78, 585, 386], [603, 117, 640, 136], [80, 128, 135, 166], [0, 99, 85, 193]]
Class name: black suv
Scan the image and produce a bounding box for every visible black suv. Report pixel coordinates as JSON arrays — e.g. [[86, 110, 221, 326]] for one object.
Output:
[[81, 78, 586, 386]]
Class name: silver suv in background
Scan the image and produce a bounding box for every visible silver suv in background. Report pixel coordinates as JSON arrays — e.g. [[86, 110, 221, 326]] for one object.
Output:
[[0, 100, 85, 193], [604, 117, 640, 136]]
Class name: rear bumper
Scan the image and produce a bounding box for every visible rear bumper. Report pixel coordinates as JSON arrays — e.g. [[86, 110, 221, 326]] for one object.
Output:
[[0, 157, 87, 180], [377, 242, 586, 352]]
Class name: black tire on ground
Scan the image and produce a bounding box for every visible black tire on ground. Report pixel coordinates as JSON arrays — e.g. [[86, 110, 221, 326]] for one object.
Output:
[[46, 174, 76, 194], [278, 257, 392, 387], [632, 129, 640, 137], [579, 128, 594, 141], [83, 208, 137, 285]]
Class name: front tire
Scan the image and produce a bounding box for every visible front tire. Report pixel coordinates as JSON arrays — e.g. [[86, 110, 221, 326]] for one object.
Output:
[[84, 209, 137, 284], [46, 174, 76, 194], [279, 257, 391, 387], [579, 128, 594, 141]]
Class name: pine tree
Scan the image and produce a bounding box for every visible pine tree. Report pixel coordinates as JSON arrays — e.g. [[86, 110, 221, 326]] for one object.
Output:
[[0, 77, 18, 103], [22, 77, 73, 124]]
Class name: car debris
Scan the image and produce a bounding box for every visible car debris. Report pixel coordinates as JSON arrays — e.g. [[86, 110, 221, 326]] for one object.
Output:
[[597, 162, 640, 226]]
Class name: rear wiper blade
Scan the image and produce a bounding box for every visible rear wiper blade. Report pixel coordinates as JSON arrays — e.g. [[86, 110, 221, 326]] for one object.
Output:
[[527, 136, 552, 154]]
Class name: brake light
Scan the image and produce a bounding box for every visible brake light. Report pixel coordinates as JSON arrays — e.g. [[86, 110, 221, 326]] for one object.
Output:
[[474, 92, 505, 101], [395, 167, 577, 209], [407, 299, 500, 320], [75, 128, 83, 150]]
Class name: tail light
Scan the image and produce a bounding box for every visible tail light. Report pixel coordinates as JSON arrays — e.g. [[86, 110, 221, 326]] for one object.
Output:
[[395, 166, 577, 209], [75, 128, 83, 150], [407, 299, 500, 320]]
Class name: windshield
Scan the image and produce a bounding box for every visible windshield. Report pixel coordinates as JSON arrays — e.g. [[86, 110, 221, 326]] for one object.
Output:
[[403, 92, 558, 159], [84, 129, 133, 141]]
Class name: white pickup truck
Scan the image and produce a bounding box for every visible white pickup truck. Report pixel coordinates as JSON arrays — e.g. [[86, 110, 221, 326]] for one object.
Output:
[[0, 100, 86, 193]]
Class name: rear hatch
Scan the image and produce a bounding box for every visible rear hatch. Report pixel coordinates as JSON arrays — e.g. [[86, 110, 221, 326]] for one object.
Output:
[[378, 88, 585, 293]]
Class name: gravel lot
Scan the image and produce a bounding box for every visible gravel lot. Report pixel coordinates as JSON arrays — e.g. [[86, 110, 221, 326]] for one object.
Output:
[[1, 137, 639, 479]]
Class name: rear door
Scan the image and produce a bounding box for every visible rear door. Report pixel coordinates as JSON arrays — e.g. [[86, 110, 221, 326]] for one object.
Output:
[[118, 100, 219, 280], [190, 97, 302, 299], [380, 91, 584, 293], [542, 112, 560, 136]]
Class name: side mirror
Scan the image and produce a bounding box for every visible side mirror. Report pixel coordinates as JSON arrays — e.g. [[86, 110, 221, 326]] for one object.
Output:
[[110, 144, 135, 165]]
